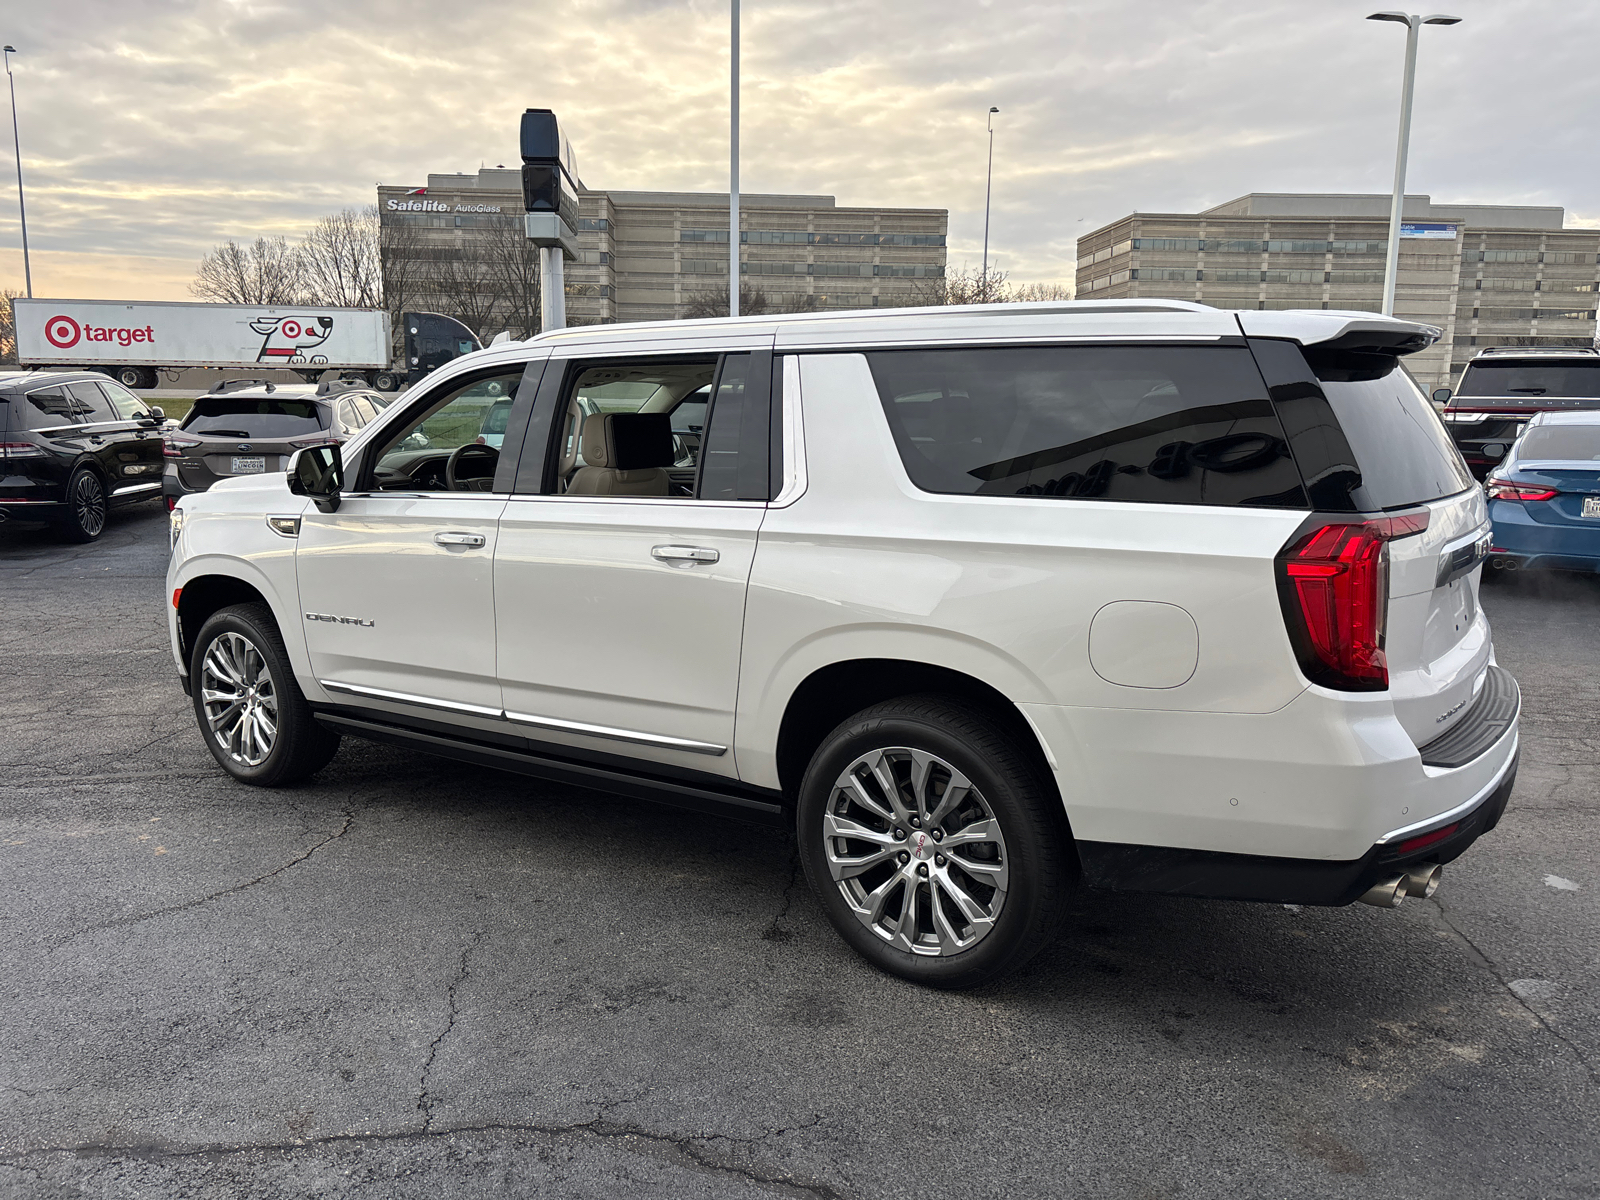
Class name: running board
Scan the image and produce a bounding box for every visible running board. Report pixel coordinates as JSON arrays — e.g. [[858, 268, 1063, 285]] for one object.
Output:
[[313, 711, 787, 828]]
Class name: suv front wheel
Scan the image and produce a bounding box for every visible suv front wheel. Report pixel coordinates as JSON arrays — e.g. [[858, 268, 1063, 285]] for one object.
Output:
[[191, 603, 341, 786], [797, 696, 1074, 989]]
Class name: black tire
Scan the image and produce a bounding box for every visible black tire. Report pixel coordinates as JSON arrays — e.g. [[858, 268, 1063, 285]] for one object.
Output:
[[115, 366, 142, 388], [55, 466, 108, 543], [372, 371, 399, 392], [190, 603, 341, 787], [796, 695, 1074, 989]]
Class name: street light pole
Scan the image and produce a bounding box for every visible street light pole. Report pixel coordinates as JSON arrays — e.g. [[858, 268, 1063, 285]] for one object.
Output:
[[3, 46, 32, 298], [1367, 12, 1459, 317], [729, 0, 740, 318], [982, 107, 998, 303]]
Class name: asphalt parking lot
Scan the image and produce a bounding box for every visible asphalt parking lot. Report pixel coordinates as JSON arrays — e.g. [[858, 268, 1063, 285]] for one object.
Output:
[[1, 504, 1595, 1200]]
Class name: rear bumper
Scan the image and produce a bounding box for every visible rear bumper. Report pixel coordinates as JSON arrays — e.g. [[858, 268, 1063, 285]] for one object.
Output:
[[1076, 748, 1518, 905], [1489, 499, 1600, 569]]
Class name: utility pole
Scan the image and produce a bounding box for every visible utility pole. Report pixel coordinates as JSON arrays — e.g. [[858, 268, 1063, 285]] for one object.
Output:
[[1367, 12, 1460, 317], [4, 46, 31, 298], [982, 107, 999, 303], [729, 0, 740, 317]]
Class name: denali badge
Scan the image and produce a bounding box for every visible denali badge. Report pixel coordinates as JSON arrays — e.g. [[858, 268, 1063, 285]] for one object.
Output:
[[305, 612, 375, 627]]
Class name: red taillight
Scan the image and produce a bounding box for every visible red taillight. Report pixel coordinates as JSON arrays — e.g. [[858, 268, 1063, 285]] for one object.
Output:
[[1486, 480, 1558, 502], [164, 435, 202, 459], [0, 440, 46, 459], [172, 587, 183, 609], [1276, 515, 1426, 692], [1394, 822, 1458, 855], [288, 435, 339, 449]]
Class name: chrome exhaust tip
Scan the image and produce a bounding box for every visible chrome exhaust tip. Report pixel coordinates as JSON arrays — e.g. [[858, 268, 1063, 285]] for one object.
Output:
[[1403, 863, 1442, 899], [1358, 876, 1408, 908]]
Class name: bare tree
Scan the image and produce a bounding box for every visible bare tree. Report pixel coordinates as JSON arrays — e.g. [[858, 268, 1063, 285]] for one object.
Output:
[[680, 282, 818, 319], [0, 289, 21, 364], [300, 206, 383, 309], [190, 236, 306, 304], [903, 265, 1072, 307], [378, 216, 429, 358], [424, 240, 506, 343], [1013, 280, 1075, 302], [482, 216, 541, 340]]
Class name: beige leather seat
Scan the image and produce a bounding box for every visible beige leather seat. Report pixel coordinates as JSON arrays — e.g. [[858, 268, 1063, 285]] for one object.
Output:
[[566, 412, 674, 496]]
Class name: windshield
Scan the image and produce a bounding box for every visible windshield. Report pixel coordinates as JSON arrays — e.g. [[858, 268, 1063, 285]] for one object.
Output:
[[1458, 360, 1600, 399], [1517, 425, 1600, 462], [182, 398, 327, 438]]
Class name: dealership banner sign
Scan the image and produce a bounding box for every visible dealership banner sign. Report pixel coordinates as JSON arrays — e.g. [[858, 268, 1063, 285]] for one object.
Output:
[[12, 299, 391, 369]]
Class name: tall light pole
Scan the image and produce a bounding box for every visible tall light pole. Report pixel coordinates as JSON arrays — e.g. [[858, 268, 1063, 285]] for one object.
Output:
[[3, 46, 31, 298], [1367, 12, 1459, 317], [981, 107, 998, 303], [729, 0, 740, 318]]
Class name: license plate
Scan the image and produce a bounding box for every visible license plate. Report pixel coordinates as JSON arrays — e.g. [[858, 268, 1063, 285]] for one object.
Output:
[[1584, 496, 1600, 519], [231, 456, 267, 474]]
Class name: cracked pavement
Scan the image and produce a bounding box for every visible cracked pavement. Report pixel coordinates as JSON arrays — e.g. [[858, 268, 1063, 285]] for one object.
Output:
[[1, 507, 1597, 1199]]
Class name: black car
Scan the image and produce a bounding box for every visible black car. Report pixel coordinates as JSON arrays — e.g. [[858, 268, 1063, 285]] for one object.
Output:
[[162, 377, 387, 509], [0, 370, 167, 542], [1436, 347, 1600, 478]]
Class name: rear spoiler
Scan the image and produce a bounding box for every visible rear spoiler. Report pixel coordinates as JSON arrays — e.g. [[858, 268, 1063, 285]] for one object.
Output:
[[1237, 311, 1440, 357]]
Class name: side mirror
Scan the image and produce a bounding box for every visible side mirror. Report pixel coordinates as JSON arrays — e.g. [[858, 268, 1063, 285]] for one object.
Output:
[[146, 406, 165, 421], [287, 444, 343, 513], [1431, 387, 1452, 404]]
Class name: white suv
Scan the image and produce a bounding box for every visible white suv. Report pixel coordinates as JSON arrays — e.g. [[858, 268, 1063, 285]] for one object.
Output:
[[166, 301, 1520, 988]]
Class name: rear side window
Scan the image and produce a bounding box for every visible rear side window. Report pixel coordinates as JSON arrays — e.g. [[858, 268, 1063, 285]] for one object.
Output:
[[866, 345, 1307, 508], [1306, 352, 1475, 510], [21, 387, 90, 428], [1459, 359, 1600, 400], [182, 398, 328, 437]]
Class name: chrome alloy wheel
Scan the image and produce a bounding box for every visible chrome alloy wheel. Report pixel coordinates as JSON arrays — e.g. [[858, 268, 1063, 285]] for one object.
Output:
[[73, 472, 106, 537], [824, 747, 1010, 957], [200, 632, 279, 767]]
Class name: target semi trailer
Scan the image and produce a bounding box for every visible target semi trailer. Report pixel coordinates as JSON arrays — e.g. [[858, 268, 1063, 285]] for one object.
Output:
[[12, 299, 403, 391]]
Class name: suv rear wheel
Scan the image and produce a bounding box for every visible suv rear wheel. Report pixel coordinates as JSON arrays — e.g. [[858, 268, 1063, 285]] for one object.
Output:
[[55, 466, 107, 543], [796, 695, 1073, 989], [191, 603, 340, 786]]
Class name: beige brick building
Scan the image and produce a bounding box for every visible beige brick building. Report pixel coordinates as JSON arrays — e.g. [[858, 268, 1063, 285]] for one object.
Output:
[[379, 168, 947, 331], [1075, 193, 1599, 389]]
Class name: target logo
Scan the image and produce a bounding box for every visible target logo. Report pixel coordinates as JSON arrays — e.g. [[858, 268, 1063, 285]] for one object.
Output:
[[44, 315, 82, 349]]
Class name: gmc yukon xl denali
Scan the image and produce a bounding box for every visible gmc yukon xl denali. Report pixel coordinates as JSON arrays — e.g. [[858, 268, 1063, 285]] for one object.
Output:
[[166, 301, 1520, 987]]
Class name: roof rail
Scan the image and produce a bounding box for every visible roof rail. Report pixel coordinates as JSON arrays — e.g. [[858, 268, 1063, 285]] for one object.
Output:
[[314, 372, 370, 396], [208, 378, 276, 394], [1476, 346, 1599, 357]]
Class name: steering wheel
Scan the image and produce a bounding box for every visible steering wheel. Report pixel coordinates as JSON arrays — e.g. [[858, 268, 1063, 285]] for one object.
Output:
[[445, 443, 500, 492]]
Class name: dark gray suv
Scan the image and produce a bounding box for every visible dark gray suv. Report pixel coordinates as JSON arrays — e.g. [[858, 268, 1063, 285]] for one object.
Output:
[[162, 377, 386, 509]]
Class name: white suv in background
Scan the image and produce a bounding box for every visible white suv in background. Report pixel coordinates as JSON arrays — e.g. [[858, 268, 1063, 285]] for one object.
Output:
[[166, 301, 1519, 988]]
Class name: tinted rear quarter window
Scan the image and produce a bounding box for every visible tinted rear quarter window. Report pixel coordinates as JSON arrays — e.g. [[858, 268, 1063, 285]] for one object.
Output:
[[866, 344, 1307, 508], [1306, 351, 1475, 510], [182, 398, 328, 437]]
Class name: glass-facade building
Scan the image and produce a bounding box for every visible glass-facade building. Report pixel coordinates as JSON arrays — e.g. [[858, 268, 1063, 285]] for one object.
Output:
[[379, 168, 947, 331], [1075, 194, 1599, 389]]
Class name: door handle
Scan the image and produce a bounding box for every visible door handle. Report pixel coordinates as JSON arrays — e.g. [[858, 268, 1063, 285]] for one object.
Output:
[[434, 531, 486, 547], [651, 544, 719, 566]]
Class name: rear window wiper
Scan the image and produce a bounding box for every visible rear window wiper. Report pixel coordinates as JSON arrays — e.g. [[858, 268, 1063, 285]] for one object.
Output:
[[190, 429, 254, 438]]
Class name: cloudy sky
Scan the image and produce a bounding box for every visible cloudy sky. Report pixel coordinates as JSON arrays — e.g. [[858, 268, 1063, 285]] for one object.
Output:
[[1, 0, 1595, 301]]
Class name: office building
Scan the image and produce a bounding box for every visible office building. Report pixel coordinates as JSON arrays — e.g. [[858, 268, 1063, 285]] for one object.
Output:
[[1075, 193, 1599, 387], [379, 167, 947, 332]]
